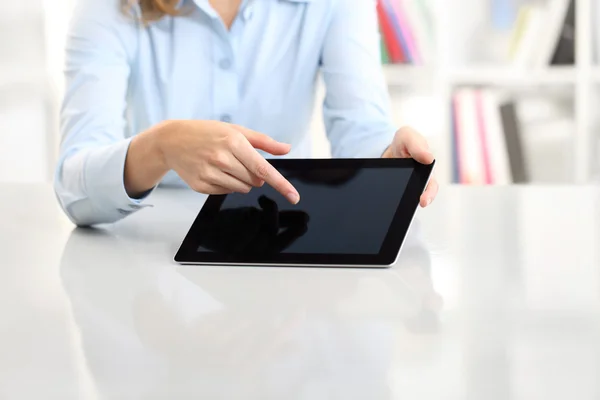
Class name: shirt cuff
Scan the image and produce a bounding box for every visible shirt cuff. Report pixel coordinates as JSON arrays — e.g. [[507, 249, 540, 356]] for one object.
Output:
[[85, 138, 154, 217]]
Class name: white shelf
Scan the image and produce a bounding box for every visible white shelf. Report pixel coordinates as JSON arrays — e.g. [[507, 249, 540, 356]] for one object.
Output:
[[591, 67, 600, 82], [383, 65, 437, 87], [383, 65, 577, 87], [447, 66, 577, 86]]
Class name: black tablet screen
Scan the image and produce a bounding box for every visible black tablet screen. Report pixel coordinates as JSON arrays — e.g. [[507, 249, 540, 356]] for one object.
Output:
[[195, 167, 413, 256]]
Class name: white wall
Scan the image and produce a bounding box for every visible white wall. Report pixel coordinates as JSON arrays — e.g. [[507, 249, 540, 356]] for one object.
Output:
[[0, 0, 52, 183]]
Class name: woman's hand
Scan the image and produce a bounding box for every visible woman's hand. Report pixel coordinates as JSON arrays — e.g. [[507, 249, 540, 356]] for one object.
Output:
[[125, 120, 300, 204], [382, 126, 438, 208]]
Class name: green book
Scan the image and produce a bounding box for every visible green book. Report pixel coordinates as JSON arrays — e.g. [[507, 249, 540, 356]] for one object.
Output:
[[380, 35, 390, 64]]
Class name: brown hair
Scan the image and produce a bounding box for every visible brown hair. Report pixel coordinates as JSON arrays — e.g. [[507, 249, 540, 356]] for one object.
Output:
[[123, 0, 181, 23]]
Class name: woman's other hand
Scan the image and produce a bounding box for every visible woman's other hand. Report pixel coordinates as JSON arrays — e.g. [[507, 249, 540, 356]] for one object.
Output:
[[382, 126, 438, 208]]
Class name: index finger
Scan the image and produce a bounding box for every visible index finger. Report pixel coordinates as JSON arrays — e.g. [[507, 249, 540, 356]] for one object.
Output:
[[231, 135, 300, 204], [233, 125, 292, 156]]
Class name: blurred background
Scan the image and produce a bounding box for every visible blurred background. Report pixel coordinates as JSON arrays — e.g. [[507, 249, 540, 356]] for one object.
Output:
[[0, 0, 71, 183], [0, 0, 598, 186]]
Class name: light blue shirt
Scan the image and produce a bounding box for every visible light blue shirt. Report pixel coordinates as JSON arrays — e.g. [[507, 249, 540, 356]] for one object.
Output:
[[55, 0, 397, 226]]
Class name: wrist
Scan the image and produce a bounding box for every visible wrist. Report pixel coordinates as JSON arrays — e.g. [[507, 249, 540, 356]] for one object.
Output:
[[124, 122, 173, 198], [149, 120, 177, 172]]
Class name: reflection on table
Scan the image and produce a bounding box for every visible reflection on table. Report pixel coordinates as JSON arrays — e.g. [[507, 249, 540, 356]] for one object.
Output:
[[60, 226, 442, 399]]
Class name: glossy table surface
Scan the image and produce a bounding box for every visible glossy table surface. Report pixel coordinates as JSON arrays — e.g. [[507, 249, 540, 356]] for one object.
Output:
[[1, 184, 599, 400]]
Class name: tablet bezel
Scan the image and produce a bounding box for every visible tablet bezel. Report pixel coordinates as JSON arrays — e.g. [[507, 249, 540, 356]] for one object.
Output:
[[174, 158, 434, 267]]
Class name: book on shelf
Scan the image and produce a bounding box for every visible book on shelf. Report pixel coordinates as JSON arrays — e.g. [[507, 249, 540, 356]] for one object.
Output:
[[451, 88, 528, 185], [506, 0, 574, 68], [453, 89, 487, 185], [550, 0, 575, 66], [377, 0, 406, 63], [499, 102, 529, 183], [376, 0, 434, 65]]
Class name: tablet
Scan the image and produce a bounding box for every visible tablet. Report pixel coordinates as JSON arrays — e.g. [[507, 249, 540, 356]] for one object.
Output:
[[174, 158, 434, 268]]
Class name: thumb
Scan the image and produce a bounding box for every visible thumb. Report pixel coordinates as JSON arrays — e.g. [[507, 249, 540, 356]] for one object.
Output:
[[397, 127, 434, 164], [234, 125, 291, 155]]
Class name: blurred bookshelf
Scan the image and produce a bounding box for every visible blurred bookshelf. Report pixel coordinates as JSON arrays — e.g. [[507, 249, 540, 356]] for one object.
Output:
[[384, 65, 578, 86], [377, 0, 598, 185]]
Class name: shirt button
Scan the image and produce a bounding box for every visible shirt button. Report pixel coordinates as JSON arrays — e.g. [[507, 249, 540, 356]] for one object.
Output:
[[243, 7, 253, 20], [219, 58, 232, 70], [220, 114, 232, 123]]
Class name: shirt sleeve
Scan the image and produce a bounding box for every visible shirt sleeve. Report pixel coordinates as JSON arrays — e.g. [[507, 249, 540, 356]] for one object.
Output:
[[320, 0, 396, 159], [54, 0, 153, 227]]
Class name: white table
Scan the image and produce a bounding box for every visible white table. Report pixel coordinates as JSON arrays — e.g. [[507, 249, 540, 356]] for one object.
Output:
[[1, 184, 599, 400]]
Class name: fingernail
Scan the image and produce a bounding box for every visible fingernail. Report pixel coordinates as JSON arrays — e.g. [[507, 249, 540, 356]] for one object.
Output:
[[288, 192, 300, 204], [426, 198, 432, 206]]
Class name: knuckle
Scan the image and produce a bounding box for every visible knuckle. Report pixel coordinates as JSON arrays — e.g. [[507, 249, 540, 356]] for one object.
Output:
[[203, 170, 217, 184], [240, 185, 252, 194], [225, 132, 242, 150], [190, 180, 206, 193], [396, 126, 410, 138], [394, 130, 404, 142], [254, 163, 270, 179], [209, 152, 229, 169], [253, 177, 265, 187]]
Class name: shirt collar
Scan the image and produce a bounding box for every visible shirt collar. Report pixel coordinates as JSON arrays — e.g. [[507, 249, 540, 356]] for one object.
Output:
[[191, 0, 315, 12], [190, 0, 218, 18], [189, 0, 314, 22]]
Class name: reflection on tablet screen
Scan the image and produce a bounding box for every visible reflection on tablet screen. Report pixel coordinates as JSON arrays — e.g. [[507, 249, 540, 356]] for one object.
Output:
[[196, 195, 309, 255]]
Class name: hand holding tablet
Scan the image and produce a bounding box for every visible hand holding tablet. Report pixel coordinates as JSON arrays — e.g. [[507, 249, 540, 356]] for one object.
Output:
[[175, 158, 435, 268]]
